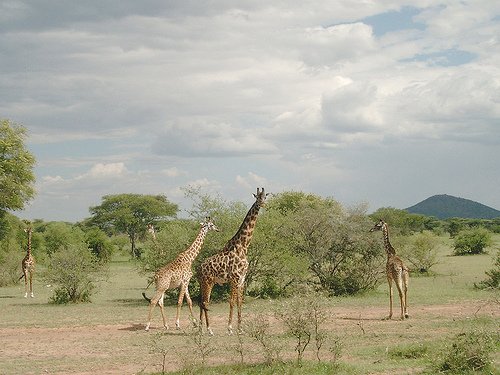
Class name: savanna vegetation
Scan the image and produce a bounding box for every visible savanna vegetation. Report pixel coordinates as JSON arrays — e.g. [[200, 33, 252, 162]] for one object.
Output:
[[0, 118, 498, 374]]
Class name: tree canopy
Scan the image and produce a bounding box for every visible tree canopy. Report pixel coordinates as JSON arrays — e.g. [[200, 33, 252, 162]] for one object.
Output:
[[88, 193, 178, 257], [0, 119, 36, 211]]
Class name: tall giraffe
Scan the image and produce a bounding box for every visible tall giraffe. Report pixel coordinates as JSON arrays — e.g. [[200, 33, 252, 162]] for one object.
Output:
[[199, 187, 268, 335], [370, 219, 409, 320], [20, 226, 35, 298], [143, 217, 219, 331]]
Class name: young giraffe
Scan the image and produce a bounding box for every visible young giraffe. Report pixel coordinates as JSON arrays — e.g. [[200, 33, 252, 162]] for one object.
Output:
[[199, 187, 268, 335], [19, 226, 35, 298], [370, 219, 409, 320], [143, 217, 219, 331]]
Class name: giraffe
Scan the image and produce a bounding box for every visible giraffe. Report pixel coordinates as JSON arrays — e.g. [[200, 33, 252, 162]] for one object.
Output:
[[143, 217, 219, 331], [199, 187, 268, 335], [19, 226, 35, 298], [146, 223, 162, 256], [370, 219, 409, 320]]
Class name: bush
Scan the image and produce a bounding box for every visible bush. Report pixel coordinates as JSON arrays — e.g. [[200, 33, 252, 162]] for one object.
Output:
[[43, 244, 107, 303], [84, 227, 113, 262], [0, 247, 22, 286], [400, 231, 439, 274], [476, 250, 500, 290], [453, 228, 492, 255], [434, 330, 498, 374]]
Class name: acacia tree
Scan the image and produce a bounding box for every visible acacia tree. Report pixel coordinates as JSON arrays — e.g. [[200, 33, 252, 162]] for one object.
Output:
[[88, 194, 178, 257], [0, 119, 36, 213]]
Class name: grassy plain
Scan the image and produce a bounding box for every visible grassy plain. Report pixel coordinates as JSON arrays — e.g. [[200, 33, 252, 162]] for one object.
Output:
[[0, 236, 498, 374]]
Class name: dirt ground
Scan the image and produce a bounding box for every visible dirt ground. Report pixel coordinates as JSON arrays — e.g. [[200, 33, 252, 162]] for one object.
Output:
[[0, 300, 498, 375]]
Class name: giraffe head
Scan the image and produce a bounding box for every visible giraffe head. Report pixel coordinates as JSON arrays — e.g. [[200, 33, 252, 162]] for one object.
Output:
[[146, 224, 156, 236], [201, 216, 220, 232], [369, 219, 386, 232], [253, 187, 269, 207]]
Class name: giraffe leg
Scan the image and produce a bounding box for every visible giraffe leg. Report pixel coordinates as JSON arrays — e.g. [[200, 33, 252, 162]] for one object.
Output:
[[236, 285, 244, 334], [145, 289, 167, 331], [386, 277, 393, 320], [175, 284, 187, 329], [158, 293, 169, 330], [184, 286, 197, 327], [395, 275, 405, 320], [23, 269, 28, 298], [29, 271, 34, 298], [403, 270, 409, 318], [228, 283, 238, 335], [200, 281, 214, 335]]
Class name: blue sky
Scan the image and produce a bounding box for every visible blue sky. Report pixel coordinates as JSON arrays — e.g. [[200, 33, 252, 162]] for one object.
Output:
[[1, 1, 499, 222]]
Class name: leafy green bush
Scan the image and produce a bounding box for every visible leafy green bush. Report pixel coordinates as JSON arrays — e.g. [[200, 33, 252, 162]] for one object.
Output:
[[453, 228, 492, 255], [400, 231, 439, 274], [476, 250, 500, 290], [433, 330, 498, 374], [43, 244, 107, 303]]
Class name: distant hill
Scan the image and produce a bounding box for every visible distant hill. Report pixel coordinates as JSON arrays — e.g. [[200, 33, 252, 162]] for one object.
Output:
[[405, 194, 500, 219]]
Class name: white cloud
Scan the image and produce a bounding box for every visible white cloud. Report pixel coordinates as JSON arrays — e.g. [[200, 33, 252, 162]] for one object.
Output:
[[235, 172, 268, 190], [76, 162, 128, 180]]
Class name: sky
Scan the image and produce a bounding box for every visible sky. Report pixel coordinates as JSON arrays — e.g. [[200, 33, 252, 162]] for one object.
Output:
[[1, 1, 499, 222]]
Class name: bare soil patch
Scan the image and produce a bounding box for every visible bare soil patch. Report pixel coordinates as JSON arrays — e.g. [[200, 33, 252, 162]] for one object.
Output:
[[1, 299, 497, 375]]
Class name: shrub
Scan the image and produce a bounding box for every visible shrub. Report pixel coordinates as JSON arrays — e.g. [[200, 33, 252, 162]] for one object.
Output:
[[476, 250, 500, 290], [434, 330, 498, 374], [0, 247, 22, 286], [400, 231, 439, 274], [43, 244, 107, 303], [453, 228, 492, 255], [245, 314, 283, 364], [275, 296, 337, 364]]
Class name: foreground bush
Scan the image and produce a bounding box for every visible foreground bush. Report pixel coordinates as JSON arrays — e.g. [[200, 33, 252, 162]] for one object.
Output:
[[43, 244, 107, 303], [476, 250, 500, 290], [433, 329, 498, 374]]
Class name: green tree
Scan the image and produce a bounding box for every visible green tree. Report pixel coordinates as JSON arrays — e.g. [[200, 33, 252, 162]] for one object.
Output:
[[88, 194, 178, 257], [453, 228, 493, 256], [278, 192, 384, 296], [43, 222, 85, 255], [0, 119, 36, 212], [83, 227, 114, 262]]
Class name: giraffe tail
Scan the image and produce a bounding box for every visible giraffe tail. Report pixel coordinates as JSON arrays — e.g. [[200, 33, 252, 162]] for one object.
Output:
[[141, 277, 154, 303], [198, 294, 210, 312], [18, 273, 25, 281], [142, 292, 152, 303]]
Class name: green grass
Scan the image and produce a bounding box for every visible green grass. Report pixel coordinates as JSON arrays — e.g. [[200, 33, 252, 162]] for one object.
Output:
[[0, 239, 498, 374]]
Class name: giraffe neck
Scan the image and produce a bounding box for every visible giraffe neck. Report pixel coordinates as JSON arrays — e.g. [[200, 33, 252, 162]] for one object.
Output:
[[226, 200, 262, 255], [27, 230, 32, 257], [179, 226, 209, 263], [382, 224, 396, 256]]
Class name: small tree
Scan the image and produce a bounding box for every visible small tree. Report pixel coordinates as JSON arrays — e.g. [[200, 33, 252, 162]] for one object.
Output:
[[44, 244, 107, 303], [453, 228, 492, 256], [245, 314, 283, 364]]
